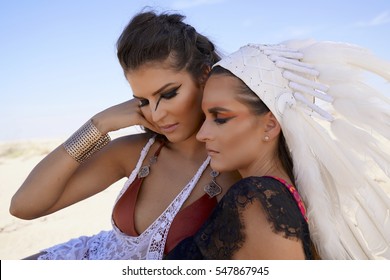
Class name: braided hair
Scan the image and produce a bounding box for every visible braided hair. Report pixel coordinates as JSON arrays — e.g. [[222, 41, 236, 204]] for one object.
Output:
[[117, 10, 220, 82]]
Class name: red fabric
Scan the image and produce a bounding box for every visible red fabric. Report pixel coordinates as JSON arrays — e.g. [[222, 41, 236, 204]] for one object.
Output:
[[112, 140, 217, 254], [112, 140, 164, 236], [112, 175, 143, 236], [164, 193, 216, 254], [112, 177, 217, 254]]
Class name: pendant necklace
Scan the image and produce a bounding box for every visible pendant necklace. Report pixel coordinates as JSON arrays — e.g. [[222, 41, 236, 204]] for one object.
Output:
[[138, 145, 222, 198], [138, 155, 158, 178], [204, 170, 222, 198]]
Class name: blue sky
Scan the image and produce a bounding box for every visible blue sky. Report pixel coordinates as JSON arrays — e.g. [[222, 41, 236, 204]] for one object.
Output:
[[1, 0, 389, 141]]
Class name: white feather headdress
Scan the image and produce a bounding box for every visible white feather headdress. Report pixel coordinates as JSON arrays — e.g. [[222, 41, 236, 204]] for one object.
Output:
[[214, 41, 390, 259]]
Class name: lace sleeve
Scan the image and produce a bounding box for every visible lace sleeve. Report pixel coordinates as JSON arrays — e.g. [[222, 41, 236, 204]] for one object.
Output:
[[193, 176, 313, 259]]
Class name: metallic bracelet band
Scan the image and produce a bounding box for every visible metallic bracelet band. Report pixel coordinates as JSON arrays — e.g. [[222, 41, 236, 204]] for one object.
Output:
[[63, 120, 111, 163]]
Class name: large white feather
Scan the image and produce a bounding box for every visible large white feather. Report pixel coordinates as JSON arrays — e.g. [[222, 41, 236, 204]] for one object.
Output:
[[286, 40, 390, 259], [282, 108, 348, 259], [284, 109, 390, 259]]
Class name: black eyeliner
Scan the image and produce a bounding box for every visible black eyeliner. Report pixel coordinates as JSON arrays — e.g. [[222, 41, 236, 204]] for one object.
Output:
[[154, 85, 181, 111], [214, 116, 236, 125]]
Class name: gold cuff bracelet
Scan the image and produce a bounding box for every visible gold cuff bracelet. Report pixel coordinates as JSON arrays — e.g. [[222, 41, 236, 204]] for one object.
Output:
[[63, 120, 111, 163]]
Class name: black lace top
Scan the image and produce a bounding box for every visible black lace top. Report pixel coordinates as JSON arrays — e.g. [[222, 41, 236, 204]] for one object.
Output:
[[165, 176, 315, 260]]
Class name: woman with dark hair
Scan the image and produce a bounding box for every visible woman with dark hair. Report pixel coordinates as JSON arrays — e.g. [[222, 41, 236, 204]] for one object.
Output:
[[166, 41, 390, 259], [9, 10, 239, 260]]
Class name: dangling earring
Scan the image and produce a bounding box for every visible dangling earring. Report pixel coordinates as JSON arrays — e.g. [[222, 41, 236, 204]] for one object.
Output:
[[263, 135, 270, 142]]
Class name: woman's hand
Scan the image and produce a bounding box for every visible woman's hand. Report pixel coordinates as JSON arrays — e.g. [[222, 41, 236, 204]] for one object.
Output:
[[91, 99, 160, 134], [10, 98, 161, 220]]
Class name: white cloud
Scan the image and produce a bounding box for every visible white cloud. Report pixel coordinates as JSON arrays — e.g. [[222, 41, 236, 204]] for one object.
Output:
[[356, 11, 390, 27], [171, 0, 226, 9]]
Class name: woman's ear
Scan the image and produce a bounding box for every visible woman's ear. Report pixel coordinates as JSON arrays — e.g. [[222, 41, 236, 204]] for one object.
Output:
[[263, 112, 281, 140]]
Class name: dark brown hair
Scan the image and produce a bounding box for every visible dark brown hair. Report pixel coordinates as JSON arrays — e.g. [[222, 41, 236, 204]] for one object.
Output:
[[116, 10, 220, 83], [116, 10, 220, 137], [210, 66, 295, 185]]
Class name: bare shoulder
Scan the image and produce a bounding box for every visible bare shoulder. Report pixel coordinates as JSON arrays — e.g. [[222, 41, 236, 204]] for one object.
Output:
[[105, 132, 154, 175], [109, 132, 152, 153]]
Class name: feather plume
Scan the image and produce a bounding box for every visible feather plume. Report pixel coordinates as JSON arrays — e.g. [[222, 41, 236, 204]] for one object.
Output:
[[282, 108, 348, 259], [286, 40, 390, 259], [284, 108, 390, 259]]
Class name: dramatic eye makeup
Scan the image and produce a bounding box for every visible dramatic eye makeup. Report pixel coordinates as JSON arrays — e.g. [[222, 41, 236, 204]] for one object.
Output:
[[134, 84, 181, 109], [138, 98, 149, 107], [155, 85, 181, 111], [208, 107, 236, 125], [213, 115, 236, 125]]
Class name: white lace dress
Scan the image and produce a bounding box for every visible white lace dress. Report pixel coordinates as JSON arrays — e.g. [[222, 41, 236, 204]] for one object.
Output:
[[38, 137, 210, 260]]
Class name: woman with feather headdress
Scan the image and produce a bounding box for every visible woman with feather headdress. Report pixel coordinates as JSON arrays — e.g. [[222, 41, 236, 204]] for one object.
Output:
[[165, 40, 390, 260]]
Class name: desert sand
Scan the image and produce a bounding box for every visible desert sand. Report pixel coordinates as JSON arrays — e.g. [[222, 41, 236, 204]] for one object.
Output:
[[0, 139, 126, 260]]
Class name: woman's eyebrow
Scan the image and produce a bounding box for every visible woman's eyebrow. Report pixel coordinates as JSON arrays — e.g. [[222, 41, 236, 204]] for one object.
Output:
[[133, 82, 176, 99]]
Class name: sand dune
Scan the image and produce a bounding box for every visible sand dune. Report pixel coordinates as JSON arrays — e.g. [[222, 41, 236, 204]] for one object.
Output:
[[0, 139, 125, 259]]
